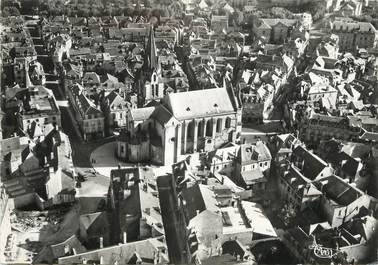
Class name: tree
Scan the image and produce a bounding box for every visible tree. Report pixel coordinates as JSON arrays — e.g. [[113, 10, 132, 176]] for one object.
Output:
[[280, 203, 297, 226], [124, 7, 134, 16], [159, 7, 170, 17], [2, 6, 21, 16], [140, 8, 151, 17], [143, 0, 152, 8]]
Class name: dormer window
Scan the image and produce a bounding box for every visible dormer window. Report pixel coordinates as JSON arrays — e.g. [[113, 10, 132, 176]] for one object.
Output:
[[214, 103, 218, 107], [186, 107, 191, 111]]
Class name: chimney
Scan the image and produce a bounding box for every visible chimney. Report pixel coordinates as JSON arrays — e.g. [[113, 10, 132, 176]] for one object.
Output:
[[196, 210, 200, 215], [221, 176, 224, 184], [82, 258, 87, 264], [72, 248, 77, 255], [100, 256, 104, 265], [123, 231, 127, 244], [99, 237, 103, 248], [204, 176, 208, 185], [64, 245, 70, 255]]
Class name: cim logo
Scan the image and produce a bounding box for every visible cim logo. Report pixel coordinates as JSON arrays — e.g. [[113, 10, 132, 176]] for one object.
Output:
[[309, 243, 340, 259]]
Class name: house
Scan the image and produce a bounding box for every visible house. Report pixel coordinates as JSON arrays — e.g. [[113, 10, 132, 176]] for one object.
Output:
[[253, 54, 294, 74], [271, 134, 301, 167], [67, 83, 105, 141], [102, 91, 129, 131], [234, 141, 272, 191], [211, 16, 229, 32], [305, 84, 338, 110], [279, 164, 322, 212], [63, 63, 83, 96], [253, 19, 298, 44], [28, 60, 46, 86], [13, 59, 46, 87], [1, 127, 73, 210], [301, 112, 362, 145], [283, 215, 377, 263], [338, 152, 365, 184], [291, 145, 333, 181], [155, 26, 178, 47], [13, 86, 61, 131], [208, 143, 239, 176], [181, 184, 276, 261], [314, 175, 372, 227], [331, 19, 377, 52], [336, 0, 363, 16]]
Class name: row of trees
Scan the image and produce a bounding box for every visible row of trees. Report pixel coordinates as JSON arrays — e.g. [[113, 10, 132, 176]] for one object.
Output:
[[288, 1, 327, 21], [2, 0, 184, 18]]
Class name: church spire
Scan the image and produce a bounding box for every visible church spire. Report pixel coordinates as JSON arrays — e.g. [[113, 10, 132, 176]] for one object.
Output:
[[145, 26, 158, 70], [25, 62, 33, 88]]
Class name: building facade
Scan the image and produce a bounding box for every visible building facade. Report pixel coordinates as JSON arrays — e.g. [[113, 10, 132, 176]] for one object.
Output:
[[331, 20, 377, 52], [117, 85, 242, 166]]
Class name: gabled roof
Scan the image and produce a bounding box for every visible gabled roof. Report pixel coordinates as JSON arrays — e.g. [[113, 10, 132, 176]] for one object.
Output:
[[130, 106, 155, 121], [242, 201, 277, 237], [78, 94, 102, 116], [29, 121, 43, 138], [199, 0, 209, 9], [83, 72, 100, 84], [315, 175, 364, 206], [181, 184, 220, 220], [79, 212, 106, 231], [100, 73, 118, 84], [150, 105, 175, 126], [333, 20, 377, 33], [293, 145, 329, 180], [106, 91, 127, 108], [256, 20, 271, 29], [341, 154, 360, 177], [164, 87, 235, 120], [65, 63, 82, 77]]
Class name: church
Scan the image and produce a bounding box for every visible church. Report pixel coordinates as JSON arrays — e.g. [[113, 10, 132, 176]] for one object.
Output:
[[116, 25, 242, 166], [116, 84, 242, 165]]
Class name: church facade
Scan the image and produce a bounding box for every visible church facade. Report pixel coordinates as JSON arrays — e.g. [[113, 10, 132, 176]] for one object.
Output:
[[116, 85, 242, 166]]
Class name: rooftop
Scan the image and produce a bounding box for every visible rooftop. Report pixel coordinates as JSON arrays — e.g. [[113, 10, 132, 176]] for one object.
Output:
[[163, 87, 236, 120], [315, 175, 364, 206]]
